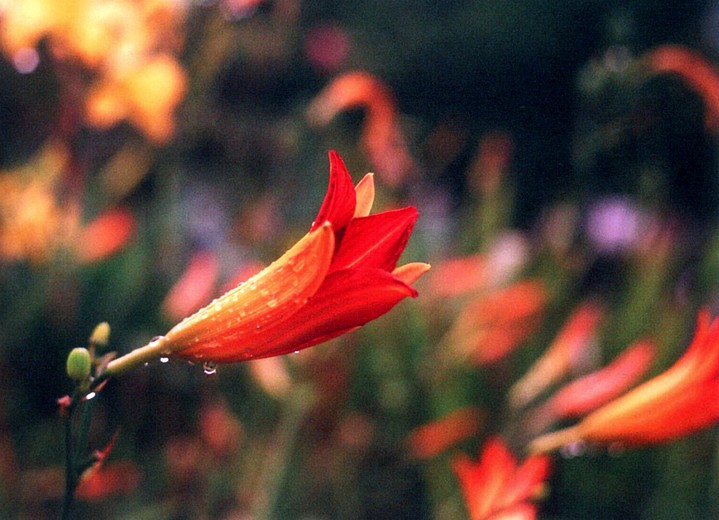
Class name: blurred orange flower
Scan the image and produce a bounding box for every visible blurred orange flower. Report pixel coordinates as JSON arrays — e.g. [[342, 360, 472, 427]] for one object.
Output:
[[76, 461, 142, 501], [406, 406, 485, 460], [0, 143, 135, 265], [444, 280, 547, 365], [307, 71, 415, 187], [0, 0, 188, 142], [530, 310, 719, 453], [84, 54, 187, 143], [162, 250, 221, 322], [645, 44, 719, 132], [467, 131, 515, 196], [453, 437, 551, 520], [509, 302, 603, 409], [543, 338, 655, 420], [427, 233, 530, 299], [525, 339, 655, 436], [74, 207, 136, 264]]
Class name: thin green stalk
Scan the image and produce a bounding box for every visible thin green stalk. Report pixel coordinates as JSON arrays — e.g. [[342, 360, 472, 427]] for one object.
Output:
[[62, 403, 76, 520], [250, 384, 315, 520]]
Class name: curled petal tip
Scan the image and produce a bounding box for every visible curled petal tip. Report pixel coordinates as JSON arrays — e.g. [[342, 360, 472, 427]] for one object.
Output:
[[393, 262, 431, 286], [354, 172, 375, 218]]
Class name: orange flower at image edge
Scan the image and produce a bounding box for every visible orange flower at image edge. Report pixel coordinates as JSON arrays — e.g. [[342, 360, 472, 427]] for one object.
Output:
[[105, 152, 428, 373], [453, 437, 551, 520], [530, 310, 719, 452]]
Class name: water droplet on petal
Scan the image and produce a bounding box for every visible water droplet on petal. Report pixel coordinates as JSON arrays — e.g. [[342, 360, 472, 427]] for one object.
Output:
[[203, 361, 217, 375], [85, 392, 97, 401], [267, 299, 278, 308], [292, 259, 305, 273], [150, 335, 164, 344]]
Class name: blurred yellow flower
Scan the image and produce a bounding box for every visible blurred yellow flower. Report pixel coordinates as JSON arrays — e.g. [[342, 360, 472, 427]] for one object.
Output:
[[0, 0, 188, 142]]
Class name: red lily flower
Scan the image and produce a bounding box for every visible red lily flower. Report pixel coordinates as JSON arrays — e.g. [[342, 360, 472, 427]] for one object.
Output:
[[544, 338, 656, 420], [453, 437, 551, 520], [106, 152, 428, 372], [645, 44, 719, 132], [524, 339, 655, 437], [530, 310, 719, 453]]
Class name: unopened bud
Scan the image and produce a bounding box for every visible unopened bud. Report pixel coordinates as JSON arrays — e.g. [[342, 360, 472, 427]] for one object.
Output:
[[89, 322, 110, 347], [66, 347, 92, 381]]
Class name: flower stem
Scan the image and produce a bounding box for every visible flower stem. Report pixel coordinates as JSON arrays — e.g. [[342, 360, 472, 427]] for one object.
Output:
[[62, 404, 76, 520], [104, 335, 171, 378], [250, 384, 316, 519], [528, 425, 583, 454]]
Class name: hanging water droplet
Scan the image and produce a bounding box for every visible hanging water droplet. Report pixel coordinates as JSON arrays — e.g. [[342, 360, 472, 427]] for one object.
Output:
[[160, 357, 169, 363], [559, 440, 586, 459], [85, 392, 97, 401], [203, 361, 217, 375], [608, 442, 625, 457]]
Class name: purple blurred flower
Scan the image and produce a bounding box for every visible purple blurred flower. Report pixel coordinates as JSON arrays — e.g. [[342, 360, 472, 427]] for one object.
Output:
[[585, 197, 644, 254]]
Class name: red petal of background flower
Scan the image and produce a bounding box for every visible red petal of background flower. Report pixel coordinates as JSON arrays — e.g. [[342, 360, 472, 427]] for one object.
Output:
[[162, 250, 220, 321], [75, 207, 135, 264], [548, 339, 656, 419], [311, 151, 356, 232], [330, 206, 419, 271]]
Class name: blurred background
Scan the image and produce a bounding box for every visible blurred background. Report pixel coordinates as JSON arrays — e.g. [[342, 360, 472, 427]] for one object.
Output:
[[3, 0, 719, 518]]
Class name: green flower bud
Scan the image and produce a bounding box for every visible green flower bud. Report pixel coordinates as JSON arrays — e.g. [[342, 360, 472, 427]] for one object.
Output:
[[66, 347, 92, 381], [89, 322, 110, 347]]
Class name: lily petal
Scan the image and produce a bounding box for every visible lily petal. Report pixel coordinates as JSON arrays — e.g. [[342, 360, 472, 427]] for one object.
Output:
[[206, 267, 421, 362], [353, 172, 375, 217], [331, 207, 419, 271], [168, 223, 335, 358], [311, 151, 356, 232], [393, 262, 432, 286]]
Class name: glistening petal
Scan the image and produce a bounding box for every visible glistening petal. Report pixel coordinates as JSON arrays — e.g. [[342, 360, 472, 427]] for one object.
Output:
[[311, 151, 356, 232], [200, 267, 419, 362], [331, 207, 419, 271], [167, 223, 335, 358]]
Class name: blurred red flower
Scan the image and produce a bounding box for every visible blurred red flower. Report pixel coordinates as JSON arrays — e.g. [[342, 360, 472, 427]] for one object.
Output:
[[75, 207, 135, 264], [444, 280, 547, 365], [531, 310, 719, 452], [544, 338, 655, 420], [148, 151, 429, 363], [162, 250, 221, 322], [406, 406, 485, 460], [645, 44, 719, 132], [307, 72, 415, 187], [453, 437, 550, 520], [509, 302, 603, 409]]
